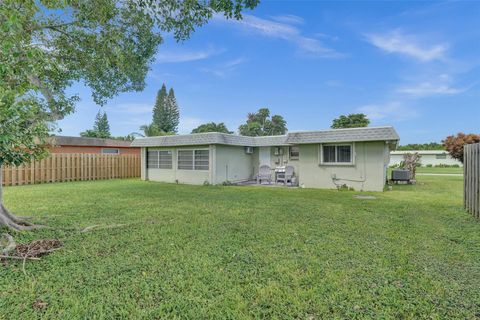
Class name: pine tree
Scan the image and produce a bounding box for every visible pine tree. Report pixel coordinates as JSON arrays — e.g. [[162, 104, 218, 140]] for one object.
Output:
[[166, 88, 180, 133], [81, 110, 111, 138], [95, 112, 111, 138], [152, 84, 168, 130]]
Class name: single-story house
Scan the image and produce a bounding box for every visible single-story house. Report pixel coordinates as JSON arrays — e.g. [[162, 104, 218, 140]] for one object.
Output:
[[390, 150, 461, 167], [48, 136, 140, 155], [131, 126, 400, 191]]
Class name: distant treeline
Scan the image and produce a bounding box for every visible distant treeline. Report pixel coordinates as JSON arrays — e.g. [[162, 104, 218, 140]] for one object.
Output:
[[396, 142, 444, 151]]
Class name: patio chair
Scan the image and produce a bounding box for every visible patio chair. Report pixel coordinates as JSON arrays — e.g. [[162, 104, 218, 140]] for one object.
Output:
[[257, 165, 272, 184], [276, 165, 294, 185]]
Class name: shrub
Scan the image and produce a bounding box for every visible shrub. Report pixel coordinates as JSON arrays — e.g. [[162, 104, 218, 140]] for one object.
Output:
[[426, 164, 433, 167], [443, 133, 480, 163]]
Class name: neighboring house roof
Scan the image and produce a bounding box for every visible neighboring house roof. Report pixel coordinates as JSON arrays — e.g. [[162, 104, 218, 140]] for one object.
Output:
[[391, 150, 448, 155], [49, 136, 134, 148], [131, 126, 399, 148]]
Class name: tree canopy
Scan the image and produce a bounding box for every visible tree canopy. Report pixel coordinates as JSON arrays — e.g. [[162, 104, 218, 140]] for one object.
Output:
[[0, 0, 258, 167], [238, 108, 287, 136], [396, 142, 444, 151], [191, 122, 233, 134], [80, 111, 111, 138], [443, 133, 480, 163], [0, 0, 259, 230], [331, 113, 370, 129]]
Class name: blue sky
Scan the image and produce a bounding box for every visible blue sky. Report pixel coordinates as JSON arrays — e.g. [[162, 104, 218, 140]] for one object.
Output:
[[58, 1, 480, 144]]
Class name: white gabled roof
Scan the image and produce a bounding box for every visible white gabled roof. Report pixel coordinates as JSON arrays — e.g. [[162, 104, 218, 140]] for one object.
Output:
[[131, 126, 399, 147]]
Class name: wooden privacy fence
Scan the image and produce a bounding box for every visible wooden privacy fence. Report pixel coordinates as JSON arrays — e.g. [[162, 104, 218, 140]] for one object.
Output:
[[2, 154, 140, 186], [464, 143, 480, 218]]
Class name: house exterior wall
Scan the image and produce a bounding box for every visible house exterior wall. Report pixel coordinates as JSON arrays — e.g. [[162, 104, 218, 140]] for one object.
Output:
[[49, 145, 140, 155], [252, 146, 300, 181], [297, 141, 388, 192], [140, 141, 391, 191], [214, 145, 254, 184], [390, 151, 461, 167], [142, 145, 212, 185]]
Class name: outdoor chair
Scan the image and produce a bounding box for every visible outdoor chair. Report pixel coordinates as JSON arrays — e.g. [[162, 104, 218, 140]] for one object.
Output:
[[257, 165, 272, 184], [276, 165, 294, 185]]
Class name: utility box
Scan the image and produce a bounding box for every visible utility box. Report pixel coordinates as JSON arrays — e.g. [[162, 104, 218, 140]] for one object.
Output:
[[391, 169, 411, 182]]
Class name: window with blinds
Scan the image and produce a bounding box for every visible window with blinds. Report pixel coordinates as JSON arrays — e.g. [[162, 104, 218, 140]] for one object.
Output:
[[178, 150, 194, 170], [194, 150, 209, 170], [147, 150, 159, 168], [177, 149, 209, 170], [158, 151, 173, 169], [147, 150, 172, 169], [321, 144, 353, 164]]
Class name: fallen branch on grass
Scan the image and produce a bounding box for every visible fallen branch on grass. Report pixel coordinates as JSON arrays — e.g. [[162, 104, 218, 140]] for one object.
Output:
[[0, 255, 41, 261]]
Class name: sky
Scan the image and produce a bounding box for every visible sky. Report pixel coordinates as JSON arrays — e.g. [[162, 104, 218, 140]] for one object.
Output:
[[57, 1, 480, 144]]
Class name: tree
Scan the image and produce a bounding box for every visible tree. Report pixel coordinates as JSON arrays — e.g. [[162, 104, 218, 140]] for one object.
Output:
[[80, 111, 111, 138], [152, 84, 168, 131], [138, 123, 165, 137], [397, 142, 444, 151], [150, 85, 179, 134], [191, 122, 233, 134], [165, 88, 180, 133], [443, 133, 480, 163], [0, 0, 259, 231], [238, 108, 288, 136], [400, 153, 422, 180], [331, 113, 370, 129]]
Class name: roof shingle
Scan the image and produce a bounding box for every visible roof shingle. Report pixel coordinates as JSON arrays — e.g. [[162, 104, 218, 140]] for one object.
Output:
[[130, 126, 399, 147]]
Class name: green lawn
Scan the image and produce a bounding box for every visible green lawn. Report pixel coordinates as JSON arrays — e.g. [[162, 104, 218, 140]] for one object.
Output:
[[416, 166, 463, 174], [1, 177, 479, 319]]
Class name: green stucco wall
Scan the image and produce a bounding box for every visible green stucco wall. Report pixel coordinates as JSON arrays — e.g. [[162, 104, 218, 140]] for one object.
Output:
[[142, 145, 212, 185], [298, 141, 389, 191], [214, 145, 254, 184]]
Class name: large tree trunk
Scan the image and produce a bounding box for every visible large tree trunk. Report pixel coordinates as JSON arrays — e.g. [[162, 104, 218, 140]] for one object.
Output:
[[0, 166, 40, 231]]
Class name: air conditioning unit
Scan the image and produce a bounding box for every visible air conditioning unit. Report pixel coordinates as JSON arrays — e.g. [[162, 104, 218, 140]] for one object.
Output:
[[391, 169, 411, 181], [245, 146, 254, 154]]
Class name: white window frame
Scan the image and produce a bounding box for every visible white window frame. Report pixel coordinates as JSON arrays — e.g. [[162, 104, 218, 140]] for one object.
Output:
[[435, 153, 447, 160], [319, 143, 355, 166], [289, 146, 300, 160], [177, 148, 210, 171], [102, 148, 119, 154], [147, 149, 173, 169]]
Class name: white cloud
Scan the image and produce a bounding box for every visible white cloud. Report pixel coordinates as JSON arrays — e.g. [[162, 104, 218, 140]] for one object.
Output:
[[178, 116, 204, 134], [200, 57, 246, 78], [270, 14, 304, 25], [357, 102, 419, 122], [365, 29, 448, 62], [155, 46, 224, 63], [397, 83, 466, 97], [216, 14, 342, 58], [396, 74, 472, 97]]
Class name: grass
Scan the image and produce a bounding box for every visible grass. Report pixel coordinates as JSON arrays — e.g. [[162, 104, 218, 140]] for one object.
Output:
[[1, 177, 479, 319], [416, 167, 463, 174]]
